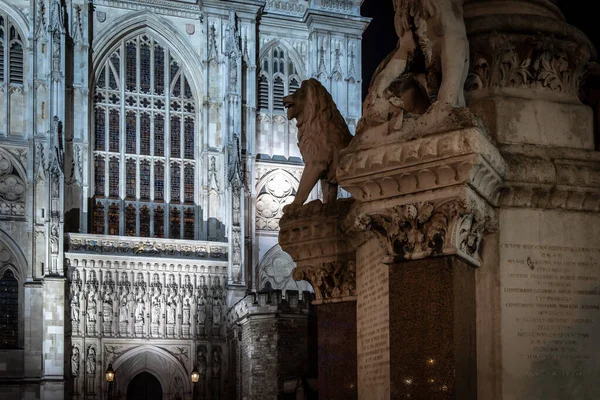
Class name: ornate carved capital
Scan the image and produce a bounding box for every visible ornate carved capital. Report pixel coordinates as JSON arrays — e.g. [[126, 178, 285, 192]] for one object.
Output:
[[279, 199, 360, 303], [357, 198, 495, 266], [467, 32, 590, 98]]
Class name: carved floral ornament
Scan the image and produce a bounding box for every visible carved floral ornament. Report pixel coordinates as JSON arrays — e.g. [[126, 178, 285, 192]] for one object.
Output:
[[356, 200, 494, 266], [0, 149, 27, 217], [467, 32, 590, 97], [292, 260, 356, 302]]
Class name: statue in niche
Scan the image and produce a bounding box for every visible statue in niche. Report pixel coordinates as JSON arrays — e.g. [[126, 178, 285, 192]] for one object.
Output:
[[86, 282, 98, 323], [358, 0, 470, 134], [212, 349, 221, 377], [166, 287, 177, 325], [197, 348, 207, 376], [196, 287, 206, 326], [151, 285, 162, 325], [86, 346, 96, 374], [103, 274, 115, 325], [182, 287, 193, 326], [212, 298, 221, 326], [71, 345, 80, 377], [119, 284, 130, 324], [70, 270, 81, 325], [134, 273, 146, 325]]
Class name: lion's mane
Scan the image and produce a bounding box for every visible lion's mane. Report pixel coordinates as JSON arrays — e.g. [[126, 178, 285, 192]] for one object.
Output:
[[294, 79, 352, 184]]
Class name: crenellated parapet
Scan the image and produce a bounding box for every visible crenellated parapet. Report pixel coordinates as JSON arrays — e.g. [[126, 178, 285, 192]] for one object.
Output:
[[227, 290, 313, 326]]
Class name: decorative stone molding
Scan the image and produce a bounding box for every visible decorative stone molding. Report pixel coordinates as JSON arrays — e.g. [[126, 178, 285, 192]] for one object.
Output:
[[338, 128, 506, 207], [265, 1, 306, 16], [356, 197, 495, 266], [67, 233, 228, 261], [94, 0, 203, 18], [498, 146, 600, 212], [467, 32, 590, 98], [0, 148, 27, 218], [279, 199, 359, 303]]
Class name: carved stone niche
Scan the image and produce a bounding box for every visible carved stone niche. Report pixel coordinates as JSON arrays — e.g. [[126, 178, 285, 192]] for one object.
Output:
[[464, 0, 596, 149], [356, 194, 496, 267], [279, 198, 360, 304]]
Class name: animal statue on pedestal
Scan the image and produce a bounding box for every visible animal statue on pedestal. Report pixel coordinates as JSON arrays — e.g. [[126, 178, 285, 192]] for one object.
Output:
[[283, 78, 353, 208], [359, 0, 470, 134]]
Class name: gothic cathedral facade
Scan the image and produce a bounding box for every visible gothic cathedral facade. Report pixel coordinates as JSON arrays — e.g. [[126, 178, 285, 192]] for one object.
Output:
[[0, 0, 366, 399]]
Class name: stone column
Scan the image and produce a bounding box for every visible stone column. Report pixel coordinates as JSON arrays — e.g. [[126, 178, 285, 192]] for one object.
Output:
[[463, 1, 600, 399], [280, 199, 360, 400]]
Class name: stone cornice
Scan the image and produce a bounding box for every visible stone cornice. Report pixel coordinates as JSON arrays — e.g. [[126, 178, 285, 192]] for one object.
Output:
[[498, 145, 600, 212], [338, 127, 506, 207], [67, 233, 228, 261], [94, 0, 204, 17]]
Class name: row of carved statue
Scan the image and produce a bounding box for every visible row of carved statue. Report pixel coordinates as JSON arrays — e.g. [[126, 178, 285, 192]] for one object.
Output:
[[70, 269, 226, 338]]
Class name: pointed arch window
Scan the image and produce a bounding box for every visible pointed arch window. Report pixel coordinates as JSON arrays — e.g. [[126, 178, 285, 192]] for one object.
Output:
[[257, 45, 301, 113], [92, 34, 197, 238], [0, 15, 24, 85], [0, 269, 19, 349]]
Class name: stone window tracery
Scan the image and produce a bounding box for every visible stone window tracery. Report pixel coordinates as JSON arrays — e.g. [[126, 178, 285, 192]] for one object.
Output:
[[92, 34, 197, 238], [255, 171, 297, 231], [0, 268, 18, 349], [0, 14, 24, 85], [257, 46, 301, 113]]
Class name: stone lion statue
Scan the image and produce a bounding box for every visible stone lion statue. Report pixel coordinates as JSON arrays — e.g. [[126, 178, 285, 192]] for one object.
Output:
[[283, 78, 353, 208], [358, 0, 469, 134]]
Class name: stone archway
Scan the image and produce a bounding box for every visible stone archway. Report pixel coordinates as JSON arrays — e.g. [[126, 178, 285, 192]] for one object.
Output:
[[127, 371, 162, 400]]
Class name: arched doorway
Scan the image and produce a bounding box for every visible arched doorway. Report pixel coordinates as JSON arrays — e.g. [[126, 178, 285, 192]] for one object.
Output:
[[127, 372, 162, 400]]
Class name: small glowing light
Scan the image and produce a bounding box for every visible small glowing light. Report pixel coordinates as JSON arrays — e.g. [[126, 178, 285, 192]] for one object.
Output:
[[427, 358, 435, 365], [428, 378, 435, 384], [441, 385, 449, 392], [105, 364, 115, 382], [191, 366, 200, 383], [404, 378, 413, 385], [349, 383, 355, 389]]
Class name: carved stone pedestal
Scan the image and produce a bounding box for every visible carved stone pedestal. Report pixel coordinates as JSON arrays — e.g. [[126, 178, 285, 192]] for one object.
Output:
[[280, 199, 359, 400]]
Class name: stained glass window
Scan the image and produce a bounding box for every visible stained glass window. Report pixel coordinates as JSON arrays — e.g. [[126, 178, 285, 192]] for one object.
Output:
[[154, 162, 164, 201], [93, 34, 197, 238], [125, 204, 137, 236], [171, 162, 181, 202], [184, 164, 194, 203], [126, 159, 136, 199], [108, 203, 119, 235], [95, 108, 106, 150], [109, 109, 120, 152], [170, 116, 181, 158], [126, 112, 136, 154], [154, 114, 164, 156], [140, 160, 150, 200], [109, 158, 119, 198], [154, 43, 165, 94], [94, 156, 105, 196], [184, 208, 194, 240], [140, 206, 150, 237], [170, 207, 181, 239], [140, 113, 151, 155], [154, 207, 165, 238], [94, 202, 105, 234], [184, 117, 194, 159], [0, 269, 18, 349]]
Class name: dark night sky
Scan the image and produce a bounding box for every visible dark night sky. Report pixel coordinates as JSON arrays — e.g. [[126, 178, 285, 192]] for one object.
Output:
[[360, 0, 600, 100]]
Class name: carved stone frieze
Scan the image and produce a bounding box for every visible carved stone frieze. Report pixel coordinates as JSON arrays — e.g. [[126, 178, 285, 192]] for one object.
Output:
[[356, 198, 495, 266], [467, 32, 590, 98], [338, 128, 506, 206], [67, 233, 228, 261], [279, 199, 359, 303]]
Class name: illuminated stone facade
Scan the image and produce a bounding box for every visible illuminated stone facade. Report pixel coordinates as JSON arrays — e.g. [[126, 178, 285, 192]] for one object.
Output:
[[0, 0, 367, 398]]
